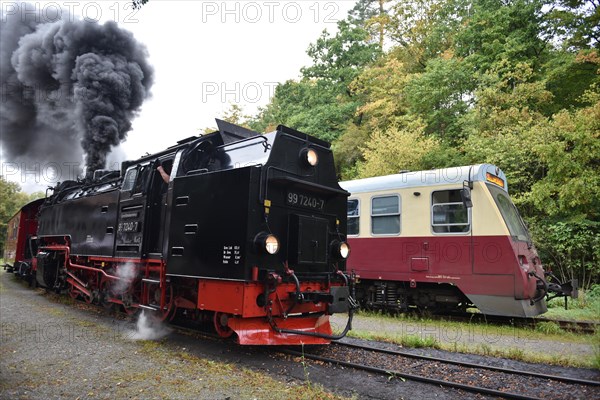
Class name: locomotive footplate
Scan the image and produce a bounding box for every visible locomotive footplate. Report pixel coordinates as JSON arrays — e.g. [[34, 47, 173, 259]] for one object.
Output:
[[228, 314, 334, 345]]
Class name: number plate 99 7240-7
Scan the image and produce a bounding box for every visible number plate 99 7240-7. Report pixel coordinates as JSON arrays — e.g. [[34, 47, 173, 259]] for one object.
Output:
[[286, 192, 325, 210]]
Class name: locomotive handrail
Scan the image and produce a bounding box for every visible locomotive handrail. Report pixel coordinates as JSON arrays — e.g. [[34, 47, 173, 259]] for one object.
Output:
[[214, 133, 270, 152], [277, 128, 331, 151]]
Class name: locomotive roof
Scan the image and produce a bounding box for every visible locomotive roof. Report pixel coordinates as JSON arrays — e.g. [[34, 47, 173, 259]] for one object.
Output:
[[340, 164, 508, 194]]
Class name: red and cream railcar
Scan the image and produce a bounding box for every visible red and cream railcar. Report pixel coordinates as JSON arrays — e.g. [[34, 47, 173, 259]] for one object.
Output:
[[341, 164, 561, 317]]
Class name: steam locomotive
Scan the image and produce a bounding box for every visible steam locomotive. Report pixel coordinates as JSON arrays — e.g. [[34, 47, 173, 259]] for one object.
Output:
[[341, 165, 577, 318], [3, 120, 354, 345]]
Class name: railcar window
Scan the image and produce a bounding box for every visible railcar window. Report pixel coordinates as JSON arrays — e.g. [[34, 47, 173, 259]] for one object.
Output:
[[431, 190, 470, 233], [487, 185, 531, 242], [371, 195, 400, 235], [347, 199, 359, 235], [122, 168, 137, 191]]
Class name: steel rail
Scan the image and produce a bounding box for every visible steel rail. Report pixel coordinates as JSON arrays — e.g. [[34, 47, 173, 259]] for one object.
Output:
[[334, 341, 600, 387], [280, 348, 542, 400], [433, 311, 598, 334]]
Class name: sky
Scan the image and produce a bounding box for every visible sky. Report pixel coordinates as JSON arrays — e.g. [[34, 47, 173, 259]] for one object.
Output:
[[1, 0, 356, 192]]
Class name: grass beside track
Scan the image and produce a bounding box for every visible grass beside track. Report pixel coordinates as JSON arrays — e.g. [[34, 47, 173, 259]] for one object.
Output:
[[335, 310, 600, 369], [543, 288, 600, 322]]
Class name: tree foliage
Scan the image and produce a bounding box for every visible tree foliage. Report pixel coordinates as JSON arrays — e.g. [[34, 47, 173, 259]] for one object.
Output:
[[250, 1, 382, 142], [359, 118, 441, 177], [247, 0, 600, 287]]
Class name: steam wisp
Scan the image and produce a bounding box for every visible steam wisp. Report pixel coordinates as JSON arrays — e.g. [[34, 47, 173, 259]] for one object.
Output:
[[127, 311, 172, 341], [113, 262, 137, 295]]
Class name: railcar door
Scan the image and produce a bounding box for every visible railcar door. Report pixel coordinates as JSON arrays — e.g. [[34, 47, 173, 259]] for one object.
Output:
[[427, 188, 473, 276]]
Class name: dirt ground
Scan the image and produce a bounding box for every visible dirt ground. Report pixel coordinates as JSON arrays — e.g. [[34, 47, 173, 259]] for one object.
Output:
[[1, 271, 597, 399]]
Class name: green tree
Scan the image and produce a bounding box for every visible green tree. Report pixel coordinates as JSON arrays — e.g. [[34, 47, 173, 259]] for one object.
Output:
[[388, 0, 466, 71], [462, 64, 556, 212], [251, 7, 382, 142], [543, 51, 600, 113], [404, 57, 474, 141], [333, 55, 412, 178], [544, 0, 600, 50], [530, 220, 600, 289], [0, 177, 44, 254], [529, 92, 600, 219], [249, 79, 358, 142], [358, 117, 441, 177], [455, 0, 549, 76]]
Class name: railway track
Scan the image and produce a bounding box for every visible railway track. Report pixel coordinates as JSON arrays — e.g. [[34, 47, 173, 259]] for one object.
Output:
[[21, 278, 600, 399], [432, 312, 599, 334], [281, 341, 600, 400]]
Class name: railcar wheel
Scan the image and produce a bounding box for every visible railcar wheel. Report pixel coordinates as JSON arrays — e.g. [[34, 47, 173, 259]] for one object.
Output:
[[213, 312, 234, 338]]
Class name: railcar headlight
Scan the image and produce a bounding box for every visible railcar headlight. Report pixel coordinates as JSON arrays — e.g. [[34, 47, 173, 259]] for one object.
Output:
[[300, 148, 319, 167], [255, 232, 280, 255], [331, 240, 350, 259]]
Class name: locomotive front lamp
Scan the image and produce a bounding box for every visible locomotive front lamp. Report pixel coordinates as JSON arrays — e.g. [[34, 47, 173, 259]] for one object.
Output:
[[300, 148, 319, 167], [255, 232, 280, 255], [331, 240, 350, 259], [265, 235, 279, 254]]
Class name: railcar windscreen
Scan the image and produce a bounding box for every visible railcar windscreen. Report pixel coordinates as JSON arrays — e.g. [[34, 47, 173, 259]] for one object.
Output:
[[487, 184, 530, 242]]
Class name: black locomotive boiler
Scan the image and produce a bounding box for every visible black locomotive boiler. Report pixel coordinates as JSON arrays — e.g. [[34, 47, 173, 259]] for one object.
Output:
[[28, 120, 354, 345]]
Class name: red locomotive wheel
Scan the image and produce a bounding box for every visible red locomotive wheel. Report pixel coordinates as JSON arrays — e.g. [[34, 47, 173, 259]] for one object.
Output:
[[122, 302, 139, 316], [99, 279, 116, 312], [149, 284, 175, 322], [68, 285, 80, 300], [213, 312, 234, 338]]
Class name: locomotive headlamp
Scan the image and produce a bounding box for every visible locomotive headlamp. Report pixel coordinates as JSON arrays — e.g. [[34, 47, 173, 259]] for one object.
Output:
[[255, 232, 280, 255], [300, 148, 319, 167], [331, 240, 350, 259]]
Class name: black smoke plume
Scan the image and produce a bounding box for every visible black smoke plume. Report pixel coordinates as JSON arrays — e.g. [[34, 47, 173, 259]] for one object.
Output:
[[1, 7, 153, 173]]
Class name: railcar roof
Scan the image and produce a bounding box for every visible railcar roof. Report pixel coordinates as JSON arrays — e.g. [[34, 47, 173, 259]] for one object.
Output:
[[7, 197, 45, 221], [340, 164, 507, 194]]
